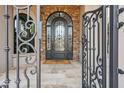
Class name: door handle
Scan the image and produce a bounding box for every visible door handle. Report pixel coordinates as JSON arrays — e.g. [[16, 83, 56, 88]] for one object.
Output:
[[118, 68, 124, 74]]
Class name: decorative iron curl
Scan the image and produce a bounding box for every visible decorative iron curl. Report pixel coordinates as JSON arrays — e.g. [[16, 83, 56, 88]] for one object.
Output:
[[82, 26, 88, 88], [82, 6, 105, 88], [24, 66, 37, 88], [12, 4, 39, 88], [17, 20, 37, 88], [18, 20, 36, 43], [15, 6, 38, 88], [18, 42, 36, 54]]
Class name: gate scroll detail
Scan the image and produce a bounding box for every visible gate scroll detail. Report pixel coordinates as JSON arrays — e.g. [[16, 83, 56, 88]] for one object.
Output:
[[0, 5, 41, 88], [82, 5, 121, 88], [82, 6, 107, 88]]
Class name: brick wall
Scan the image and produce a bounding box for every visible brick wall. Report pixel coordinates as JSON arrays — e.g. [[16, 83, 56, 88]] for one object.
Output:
[[41, 5, 81, 62]]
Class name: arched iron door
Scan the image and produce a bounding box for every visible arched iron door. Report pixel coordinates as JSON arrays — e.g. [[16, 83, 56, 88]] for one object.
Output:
[[46, 12, 73, 60]]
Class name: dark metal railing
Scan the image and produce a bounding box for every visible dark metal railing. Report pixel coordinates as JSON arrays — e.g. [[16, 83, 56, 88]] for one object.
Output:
[[82, 6, 107, 88], [0, 6, 10, 88], [109, 5, 119, 88], [82, 5, 120, 88], [109, 5, 124, 88], [0, 5, 41, 88]]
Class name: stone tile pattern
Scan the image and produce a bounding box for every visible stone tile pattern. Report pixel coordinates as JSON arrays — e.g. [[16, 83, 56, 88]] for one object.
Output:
[[41, 62, 82, 88], [0, 62, 82, 88], [41, 6, 81, 63]]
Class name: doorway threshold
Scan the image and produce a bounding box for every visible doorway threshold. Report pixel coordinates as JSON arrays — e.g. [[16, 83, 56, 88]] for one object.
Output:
[[43, 60, 71, 64]]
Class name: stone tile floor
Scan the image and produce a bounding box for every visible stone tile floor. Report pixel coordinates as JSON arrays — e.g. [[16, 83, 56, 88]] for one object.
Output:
[[0, 62, 82, 88]]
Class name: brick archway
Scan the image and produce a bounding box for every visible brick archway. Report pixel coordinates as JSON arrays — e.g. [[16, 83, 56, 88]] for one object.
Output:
[[41, 6, 80, 63]]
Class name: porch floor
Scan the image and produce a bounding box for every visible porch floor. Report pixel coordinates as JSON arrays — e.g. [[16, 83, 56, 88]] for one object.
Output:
[[0, 61, 82, 88]]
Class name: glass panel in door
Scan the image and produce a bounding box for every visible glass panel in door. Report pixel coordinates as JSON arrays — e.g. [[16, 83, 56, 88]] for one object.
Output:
[[54, 20, 65, 52]]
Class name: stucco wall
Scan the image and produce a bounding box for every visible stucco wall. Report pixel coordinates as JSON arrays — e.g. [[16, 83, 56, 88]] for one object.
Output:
[[84, 5, 100, 12]]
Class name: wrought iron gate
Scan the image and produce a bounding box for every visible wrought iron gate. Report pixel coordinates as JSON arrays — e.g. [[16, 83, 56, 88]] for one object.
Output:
[[0, 5, 41, 88], [82, 5, 123, 88], [1, 5, 124, 88]]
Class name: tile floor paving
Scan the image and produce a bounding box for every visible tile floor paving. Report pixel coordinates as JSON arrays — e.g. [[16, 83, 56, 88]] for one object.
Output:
[[0, 62, 82, 88]]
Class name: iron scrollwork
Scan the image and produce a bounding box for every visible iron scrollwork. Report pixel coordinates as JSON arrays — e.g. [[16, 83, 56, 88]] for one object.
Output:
[[14, 5, 38, 88], [82, 6, 107, 88]]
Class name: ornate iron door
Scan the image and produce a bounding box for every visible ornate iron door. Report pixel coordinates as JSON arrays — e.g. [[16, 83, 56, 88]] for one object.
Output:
[[52, 19, 67, 59], [46, 12, 73, 60], [0, 5, 41, 88], [82, 6, 120, 88]]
